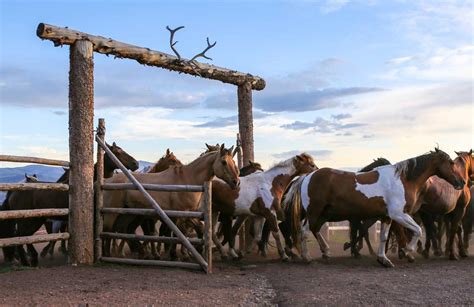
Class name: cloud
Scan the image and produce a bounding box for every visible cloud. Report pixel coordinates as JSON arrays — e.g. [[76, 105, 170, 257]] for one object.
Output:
[[319, 0, 350, 13], [255, 87, 382, 112], [281, 115, 366, 133], [194, 111, 272, 128], [331, 113, 352, 120], [52, 110, 66, 116], [272, 149, 332, 159]]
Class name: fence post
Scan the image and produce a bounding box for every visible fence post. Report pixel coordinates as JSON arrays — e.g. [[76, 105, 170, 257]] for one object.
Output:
[[94, 118, 105, 262], [68, 39, 95, 265], [203, 181, 213, 274]]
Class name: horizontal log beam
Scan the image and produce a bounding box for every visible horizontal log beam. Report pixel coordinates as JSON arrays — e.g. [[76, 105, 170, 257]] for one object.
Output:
[[0, 233, 70, 248], [0, 154, 69, 167], [37, 23, 266, 90], [0, 183, 69, 192], [0, 209, 69, 220], [101, 232, 204, 245], [100, 257, 202, 270], [102, 182, 204, 192], [101, 208, 203, 219]]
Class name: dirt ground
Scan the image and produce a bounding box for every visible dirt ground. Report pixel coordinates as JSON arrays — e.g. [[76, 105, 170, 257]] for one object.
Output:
[[1, 235, 473, 305]]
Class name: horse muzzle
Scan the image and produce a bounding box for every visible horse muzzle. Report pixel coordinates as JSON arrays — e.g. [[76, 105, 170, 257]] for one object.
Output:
[[454, 179, 465, 190], [229, 179, 240, 190]]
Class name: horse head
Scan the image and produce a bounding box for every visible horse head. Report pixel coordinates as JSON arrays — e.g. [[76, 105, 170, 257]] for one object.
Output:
[[293, 153, 318, 175], [454, 149, 474, 180], [150, 148, 183, 173], [212, 144, 240, 190], [24, 173, 38, 182], [432, 148, 465, 190], [106, 142, 139, 171]]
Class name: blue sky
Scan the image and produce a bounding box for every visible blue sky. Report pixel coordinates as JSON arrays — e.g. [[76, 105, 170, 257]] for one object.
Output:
[[0, 0, 472, 169]]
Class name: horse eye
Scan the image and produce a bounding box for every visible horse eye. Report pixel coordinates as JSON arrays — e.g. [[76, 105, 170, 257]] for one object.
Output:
[[221, 160, 227, 165]]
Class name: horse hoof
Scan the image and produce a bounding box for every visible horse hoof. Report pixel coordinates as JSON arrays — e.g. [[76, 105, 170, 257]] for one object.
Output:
[[220, 254, 229, 261], [434, 250, 442, 257], [449, 254, 459, 261], [459, 250, 468, 258], [281, 255, 290, 262], [406, 253, 415, 263], [343, 242, 351, 251], [302, 257, 312, 264], [377, 257, 394, 268], [422, 250, 430, 259], [321, 254, 330, 262], [352, 252, 361, 259]]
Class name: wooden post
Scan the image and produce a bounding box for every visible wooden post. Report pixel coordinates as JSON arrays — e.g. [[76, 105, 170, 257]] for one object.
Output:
[[203, 181, 213, 274], [238, 82, 255, 252], [237, 82, 254, 165], [68, 39, 95, 265], [94, 118, 105, 263]]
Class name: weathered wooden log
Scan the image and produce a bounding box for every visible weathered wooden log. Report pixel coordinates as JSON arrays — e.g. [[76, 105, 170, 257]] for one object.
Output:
[[202, 181, 212, 274], [0, 233, 70, 248], [100, 232, 204, 245], [237, 82, 254, 165], [102, 183, 204, 192], [94, 118, 105, 263], [96, 136, 208, 272], [101, 208, 203, 219], [0, 155, 69, 167], [69, 39, 95, 265], [100, 257, 201, 270], [0, 209, 69, 220], [37, 23, 266, 90], [0, 183, 69, 191]]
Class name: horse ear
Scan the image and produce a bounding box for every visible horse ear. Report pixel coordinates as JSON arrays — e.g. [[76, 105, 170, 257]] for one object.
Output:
[[206, 143, 212, 150], [166, 148, 170, 155], [228, 145, 234, 155], [434, 147, 439, 153], [112, 142, 117, 147], [455, 151, 461, 156], [219, 143, 226, 155], [469, 149, 473, 155], [24, 173, 28, 179]]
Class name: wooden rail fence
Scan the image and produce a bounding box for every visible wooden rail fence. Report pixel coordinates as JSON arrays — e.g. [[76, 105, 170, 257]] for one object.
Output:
[[0, 155, 70, 250], [94, 119, 213, 273]]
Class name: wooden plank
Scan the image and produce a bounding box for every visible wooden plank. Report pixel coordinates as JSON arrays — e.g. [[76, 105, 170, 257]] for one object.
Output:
[[102, 183, 204, 192], [101, 208, 203, 219], [0, 183, 69, 191], [0, 233, 70, 247], [0, 209, 69, 220], [0, 154, 69, 167], [96, 136, 208, 272], [100, 257, 202, 270], [94, 118, 105, 263], [202, 181, 213, 274], [37, 23, 266, 90], [100, 232, 204, 245], [68, 39, 95, 265]]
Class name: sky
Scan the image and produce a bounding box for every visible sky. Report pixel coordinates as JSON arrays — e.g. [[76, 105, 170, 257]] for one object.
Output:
[[0, 0, 472, 169]]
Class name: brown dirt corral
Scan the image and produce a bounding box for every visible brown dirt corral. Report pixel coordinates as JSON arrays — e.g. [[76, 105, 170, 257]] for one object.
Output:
[[0, 233, 473, 305]]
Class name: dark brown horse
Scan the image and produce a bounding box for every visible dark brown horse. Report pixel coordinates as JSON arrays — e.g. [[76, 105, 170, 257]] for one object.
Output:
[[416, 150, 473, 260], [285, 148, 464, 267], [3, 142, 138, 266]]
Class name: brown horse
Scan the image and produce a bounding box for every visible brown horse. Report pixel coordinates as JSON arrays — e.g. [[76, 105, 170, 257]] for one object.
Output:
[[102, 144, 240, 257], [113, 148, 184, 258], [4, 142, 138, 266], [286, 148, 465, 267], [211, 153, 317, 260], [416, 150, 473, 260]]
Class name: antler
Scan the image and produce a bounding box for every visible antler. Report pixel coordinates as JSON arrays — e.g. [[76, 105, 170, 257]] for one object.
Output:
[[166, 25, 185, 60], [190, 37, 217, 62]]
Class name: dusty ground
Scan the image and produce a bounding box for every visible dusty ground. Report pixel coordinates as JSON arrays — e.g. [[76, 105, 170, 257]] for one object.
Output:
[[0, 234, 473, 305]]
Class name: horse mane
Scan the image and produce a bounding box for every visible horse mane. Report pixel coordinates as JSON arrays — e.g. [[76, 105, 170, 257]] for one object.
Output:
[[268, 156, 297, 172], [395, 150, 449, 181], [359, 157, 391, 172]]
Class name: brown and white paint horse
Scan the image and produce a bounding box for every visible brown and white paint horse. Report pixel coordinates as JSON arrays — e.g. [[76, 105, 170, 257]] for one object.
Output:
[[286, 148, 465, 267], [102, 144, 240, 256], [212, 153, 316, 260]]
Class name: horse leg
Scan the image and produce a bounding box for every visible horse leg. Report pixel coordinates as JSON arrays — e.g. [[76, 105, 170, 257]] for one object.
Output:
[[456, 225, 467, 258], [258, 220, 271, 258], [40, 221, 53, 258], [377, 218, 394, 267], [419, 212, 433, 259], [390, 214, 421, 263], [347, 220, 361, 258], [299, 222, 312, 263], [229, 215, 247, 259], [446, 203, 467, 260], [278, 220, 300, 260], [211, 211, 229, 260], [247, 216, 265, 255]]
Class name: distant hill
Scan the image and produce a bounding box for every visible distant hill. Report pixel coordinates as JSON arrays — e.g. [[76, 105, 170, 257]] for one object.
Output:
[[0, 161, 154, 203]]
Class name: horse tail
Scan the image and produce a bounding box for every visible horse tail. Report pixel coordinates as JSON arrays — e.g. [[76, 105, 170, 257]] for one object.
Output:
[[285, 177, 304, 252]]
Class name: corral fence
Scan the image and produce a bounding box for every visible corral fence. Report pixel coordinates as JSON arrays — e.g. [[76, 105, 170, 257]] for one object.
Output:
[[0, 156, 70, 248], [94, 119, 213, 273]]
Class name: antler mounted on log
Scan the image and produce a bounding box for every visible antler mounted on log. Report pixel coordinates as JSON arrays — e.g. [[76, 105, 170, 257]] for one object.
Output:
[[166, 25, 217, 68]]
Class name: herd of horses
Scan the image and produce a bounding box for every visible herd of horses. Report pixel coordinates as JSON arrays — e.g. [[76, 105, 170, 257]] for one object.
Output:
[[1, 141, 473, 270]]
